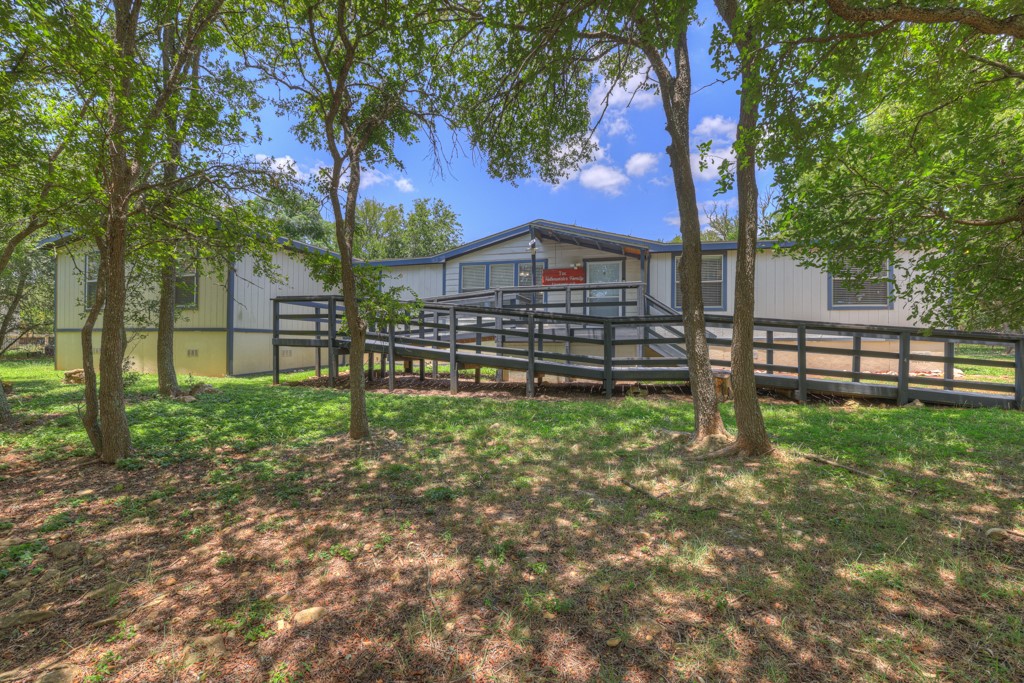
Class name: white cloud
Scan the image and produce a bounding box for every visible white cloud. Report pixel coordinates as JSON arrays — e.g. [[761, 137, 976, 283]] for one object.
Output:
[[393, 177, 414, 193], [589, 68, 659, 139], [690, 146, 737, 181], [578, 164, 630, 196], [663, 215, 681, 228], [692, 115, 737, 144], [361, 168, 389, 188], [625, 152, 658, 177]]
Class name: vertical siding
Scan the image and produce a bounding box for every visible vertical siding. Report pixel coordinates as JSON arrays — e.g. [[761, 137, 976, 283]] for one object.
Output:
[[231, 249, 333, 332], [381, 264, 443, 299], [55, 246, 227, 331], [752, 250, 919, 326], [444, 234, 644, 295]]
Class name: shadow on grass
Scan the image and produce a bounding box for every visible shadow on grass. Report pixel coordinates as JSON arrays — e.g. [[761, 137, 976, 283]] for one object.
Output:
[[1, 361, 1022, 681]]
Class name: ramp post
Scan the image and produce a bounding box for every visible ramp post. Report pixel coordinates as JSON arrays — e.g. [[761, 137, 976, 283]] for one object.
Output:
[[327, 299, 338, 387], [527, 313, 536, 397], [796, 324, 807, 403], [388, 322, 396, 391], [272, 299, 280, 385], [897, 332, 911, 405], [449, 306, 458, 394], [603, 321, 614, 397]]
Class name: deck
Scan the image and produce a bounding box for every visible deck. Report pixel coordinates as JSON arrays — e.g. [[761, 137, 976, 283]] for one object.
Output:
[[271, 283, 1024, 409]]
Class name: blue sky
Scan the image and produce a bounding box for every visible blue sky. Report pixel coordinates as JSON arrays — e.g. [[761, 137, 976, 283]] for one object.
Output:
[[249, 2, 769, 244]]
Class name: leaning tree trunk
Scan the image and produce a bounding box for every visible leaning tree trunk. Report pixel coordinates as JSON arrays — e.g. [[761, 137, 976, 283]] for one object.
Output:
[[156, 261, 179, 396], [645, 36, 728, 445], [329, 158, 370, 440], [81, 239, 107, 453], [713, 0, 774, 456]]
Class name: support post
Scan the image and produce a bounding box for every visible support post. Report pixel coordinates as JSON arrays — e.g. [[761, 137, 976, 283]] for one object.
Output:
[[796, 324, 807, 403], [315, 320, 322, 378], [368, 351, 374, 382], [766, 329, 774, 375], [603, 321, 614, 398], [419, 358, 425, 381], [1014, 338, 1023, 409], [943, 341, 955, 390], [387, 321, 396, 392], [897, 332, 911, 406], [527, 313, 536, 397], [327, 301, 338, 387], [449, 307, 458, 394], [852, 334, 862, 383], [272, 299, 280, 385]]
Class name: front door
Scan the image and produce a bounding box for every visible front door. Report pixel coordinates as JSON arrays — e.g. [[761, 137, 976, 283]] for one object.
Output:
[[586, 260, 623, 317]]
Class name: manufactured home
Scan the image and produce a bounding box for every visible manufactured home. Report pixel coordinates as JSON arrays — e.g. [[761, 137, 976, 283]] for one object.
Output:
[[48, 218, 921, 378]]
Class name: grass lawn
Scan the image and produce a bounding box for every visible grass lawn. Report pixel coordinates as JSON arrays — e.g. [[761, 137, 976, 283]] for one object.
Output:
[[1, 359, 1022, 682]]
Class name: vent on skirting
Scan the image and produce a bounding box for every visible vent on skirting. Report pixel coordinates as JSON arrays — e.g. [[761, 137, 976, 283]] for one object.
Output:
[[187, 349, 199, 357]]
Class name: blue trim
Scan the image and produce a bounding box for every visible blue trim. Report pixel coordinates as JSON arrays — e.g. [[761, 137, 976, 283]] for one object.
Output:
[[441, 263, 447, 295], [671, 252, 728, 312], [827, 262, 896, 311], [226, 267, 235, 376], [457, 259, 549, 293]]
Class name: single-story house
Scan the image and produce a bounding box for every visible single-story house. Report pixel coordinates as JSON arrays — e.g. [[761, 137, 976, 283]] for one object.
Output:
[[46, 219, 921, 378]]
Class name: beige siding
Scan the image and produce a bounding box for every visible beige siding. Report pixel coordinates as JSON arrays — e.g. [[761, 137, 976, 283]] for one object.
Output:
[[231, 331, 319, 376], [56, 246, 228, 331], [56, 330, 227, 376], [381, 264, 443, 299]]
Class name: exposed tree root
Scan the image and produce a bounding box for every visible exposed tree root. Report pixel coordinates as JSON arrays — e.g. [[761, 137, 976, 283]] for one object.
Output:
[[799, 453, 883, 480]]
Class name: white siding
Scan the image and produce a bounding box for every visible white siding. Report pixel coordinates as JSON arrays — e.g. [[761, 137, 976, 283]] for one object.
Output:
[[231, 249, 333, 332], [752, 250, 918, 326], [445, 233, 643, 291], [380, 264, 443, 299]]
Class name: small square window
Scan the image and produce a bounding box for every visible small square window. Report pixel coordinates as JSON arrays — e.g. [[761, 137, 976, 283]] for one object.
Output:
[[174, 268, 199, 308]]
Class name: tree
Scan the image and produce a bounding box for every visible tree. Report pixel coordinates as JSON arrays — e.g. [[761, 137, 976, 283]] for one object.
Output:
[[701, 203, 739, 242], [74, 0, 253, 462], [355, 197, 462, 260], [460, 1, 729, 445], [709, 0, 774, 457], [0, 234, 53, 356], [237, 0, 461, 440], [758, 1, 1024, 330], [250, 186, 335, 249]]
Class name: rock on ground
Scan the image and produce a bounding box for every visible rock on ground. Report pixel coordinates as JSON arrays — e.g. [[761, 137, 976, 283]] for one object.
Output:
[[0, 610, 57, 629], [293, 606, 326, 626]]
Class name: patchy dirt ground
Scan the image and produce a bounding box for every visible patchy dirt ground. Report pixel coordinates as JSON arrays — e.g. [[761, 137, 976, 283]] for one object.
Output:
[[1, 362, 1023, 682]]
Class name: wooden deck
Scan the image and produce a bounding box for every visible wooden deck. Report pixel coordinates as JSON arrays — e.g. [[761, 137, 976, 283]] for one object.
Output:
[[271, 285, 1024, 409]]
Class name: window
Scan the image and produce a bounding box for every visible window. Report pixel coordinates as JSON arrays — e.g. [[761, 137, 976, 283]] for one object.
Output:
[[83, 252, 100, 309], [458, 261, 548, 292], [460, 264, 487, 291], [518, 262, 538, 287], [489, 263, 515, 289], [830, 262, 891, 308], [175, 266, 199, 308], [675, 254, 726, 310]]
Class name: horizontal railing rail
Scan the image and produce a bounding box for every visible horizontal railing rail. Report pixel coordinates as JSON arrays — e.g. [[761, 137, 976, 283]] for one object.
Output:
[[271, 293, 1024, 409]]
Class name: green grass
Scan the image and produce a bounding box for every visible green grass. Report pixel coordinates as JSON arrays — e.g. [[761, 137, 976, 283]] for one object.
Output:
[[1, 358, 1022, 681]]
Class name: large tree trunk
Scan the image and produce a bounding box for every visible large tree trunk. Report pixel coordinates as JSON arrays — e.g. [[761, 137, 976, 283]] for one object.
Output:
[[94, 0, 138, 464], [329, 160, 370, 440], [156, 261, 179, 396], [715, 0, 774, 457], [81, 239, 106, 453], [156, 20, 182, 398], [646, 33, 728, 445], [729, 82, 774, 456]]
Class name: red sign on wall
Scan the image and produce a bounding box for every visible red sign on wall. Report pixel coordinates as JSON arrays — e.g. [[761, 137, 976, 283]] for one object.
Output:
[[542, 268, 585, 286]]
